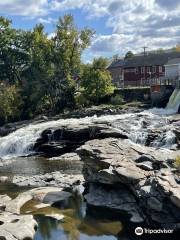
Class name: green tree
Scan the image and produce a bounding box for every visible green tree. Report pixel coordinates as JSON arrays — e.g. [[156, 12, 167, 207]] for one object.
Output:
[[124, 51, 134, 60], [50, 14, 94, 110], [81, 57, 114, 104], [22, 24, 54, 116], [0, 82, 23, 124], [0, 17, 30, 84]]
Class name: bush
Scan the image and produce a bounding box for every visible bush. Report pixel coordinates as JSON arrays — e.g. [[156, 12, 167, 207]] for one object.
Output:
[[0, 83, 23, 124], [74, 92, 90, 108], [110, 94, 123, 105]]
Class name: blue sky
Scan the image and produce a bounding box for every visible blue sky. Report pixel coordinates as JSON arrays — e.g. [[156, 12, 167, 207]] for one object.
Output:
[[0, 0, 180, 62]]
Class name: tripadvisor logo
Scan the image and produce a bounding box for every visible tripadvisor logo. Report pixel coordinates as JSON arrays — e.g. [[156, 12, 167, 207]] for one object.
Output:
[[135, 227, 143, 235], [135, 227, 174, 235]]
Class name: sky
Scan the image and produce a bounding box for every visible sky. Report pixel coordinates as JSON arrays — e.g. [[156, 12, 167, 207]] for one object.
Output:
[[0, 0, 180, 62]]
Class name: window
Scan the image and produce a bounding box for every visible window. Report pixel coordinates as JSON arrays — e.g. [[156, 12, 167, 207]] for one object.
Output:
[[136, 67, 138, 74], [159, 66, 163, 73], [141, 67, 145, 73], [152, 66, 156, 73], [147, 66, 151, 73]]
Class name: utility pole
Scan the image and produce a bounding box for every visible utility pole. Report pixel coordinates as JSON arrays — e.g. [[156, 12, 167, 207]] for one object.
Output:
[[142, 46, 148, 56], [142, 46, 148, 85]]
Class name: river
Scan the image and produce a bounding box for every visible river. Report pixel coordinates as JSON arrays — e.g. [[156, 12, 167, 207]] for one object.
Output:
[[0, 105, 179, 239]]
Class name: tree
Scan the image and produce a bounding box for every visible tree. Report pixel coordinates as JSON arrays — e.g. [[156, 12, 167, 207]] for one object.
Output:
[[0, 82, 23, 124], [22, 24, 54, 116], [81, 57, 114, 104], [173, 43, 180, 52], [0, 17, 30, 84], [124, 51, 134, 60], [49, 14, 94, 110]]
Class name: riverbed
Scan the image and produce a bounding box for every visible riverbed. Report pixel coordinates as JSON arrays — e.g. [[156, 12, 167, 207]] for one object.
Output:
[[0, 108, 179, 239]]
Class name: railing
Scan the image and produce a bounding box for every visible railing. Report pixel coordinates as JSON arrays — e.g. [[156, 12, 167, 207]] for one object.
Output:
[[123, 76, 180, 88]]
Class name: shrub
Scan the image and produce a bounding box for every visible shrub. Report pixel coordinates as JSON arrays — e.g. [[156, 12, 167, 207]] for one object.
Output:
[[110, 94, 123, 105], [74, 92, 90, 108]]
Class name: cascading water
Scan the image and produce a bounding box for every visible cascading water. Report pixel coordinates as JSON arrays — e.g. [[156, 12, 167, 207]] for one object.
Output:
[[0, 111, 177, 160], [166, 88, 180, 113]]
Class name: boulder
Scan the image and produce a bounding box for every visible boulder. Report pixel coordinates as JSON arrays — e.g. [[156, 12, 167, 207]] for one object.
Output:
[[77, 138, 180, 225]]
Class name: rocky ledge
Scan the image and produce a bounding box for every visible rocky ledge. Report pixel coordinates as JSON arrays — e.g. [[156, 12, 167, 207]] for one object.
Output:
[[77, 138, 180, 227], [0, 186, 72, 239]]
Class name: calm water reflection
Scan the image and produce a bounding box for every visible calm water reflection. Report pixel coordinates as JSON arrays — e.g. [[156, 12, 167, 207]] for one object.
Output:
[[21, 191, 122, 240]]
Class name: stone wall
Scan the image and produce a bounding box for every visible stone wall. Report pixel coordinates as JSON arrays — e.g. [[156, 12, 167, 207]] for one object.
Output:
[[114, 87, 151, 102]]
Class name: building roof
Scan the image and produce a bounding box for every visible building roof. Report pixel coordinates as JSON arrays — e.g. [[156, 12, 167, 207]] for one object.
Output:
[[164, 58, 180, 66], [107, 59, 124, 69], [108, 51, 180, 69]]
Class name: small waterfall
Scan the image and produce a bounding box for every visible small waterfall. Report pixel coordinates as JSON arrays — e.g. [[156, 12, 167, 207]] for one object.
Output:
[[166, 88, 180, 113], [0, 110, 177, 160]]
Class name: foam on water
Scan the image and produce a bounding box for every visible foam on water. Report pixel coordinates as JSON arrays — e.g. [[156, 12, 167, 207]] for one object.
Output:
[[0, 110, 178, 160]]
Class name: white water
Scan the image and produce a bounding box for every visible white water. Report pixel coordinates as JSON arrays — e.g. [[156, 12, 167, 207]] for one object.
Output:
[[166, 89, 180, 113], [0, 110, 177, 160]]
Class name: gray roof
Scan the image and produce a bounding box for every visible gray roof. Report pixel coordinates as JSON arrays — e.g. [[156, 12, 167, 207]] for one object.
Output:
[[165, 58, 180, 65], [107, 59, 124, 69], [108, 52, 180, 69]]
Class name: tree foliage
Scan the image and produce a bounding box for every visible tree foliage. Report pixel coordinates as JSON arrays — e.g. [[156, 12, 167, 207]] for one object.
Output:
[[0, 82, 22, 124], [81, 57, 114, 104], [0, 15, 94, 123], [124, 51, 134, 60]]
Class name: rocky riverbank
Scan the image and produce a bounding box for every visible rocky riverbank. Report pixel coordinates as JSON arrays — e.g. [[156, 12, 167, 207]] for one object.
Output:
[[0, 108, 179, 239]]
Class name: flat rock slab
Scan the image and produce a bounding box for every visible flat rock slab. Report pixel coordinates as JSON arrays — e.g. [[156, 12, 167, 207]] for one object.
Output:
[[30, 187, 72, 204], [2, 187, 72, 215], [0, 212, 37, 240], [13, 172, 84, 188]]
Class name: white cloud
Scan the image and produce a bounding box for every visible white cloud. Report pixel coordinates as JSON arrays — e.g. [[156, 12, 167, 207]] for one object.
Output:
[[0, 0, 48, 17], [0, 0, 179, 59], [38, 17, 56, 24]]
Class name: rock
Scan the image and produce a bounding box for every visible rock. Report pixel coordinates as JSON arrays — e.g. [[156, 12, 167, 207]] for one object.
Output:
[[85, 184, 144, 223], [45, 213, 64, 220], [13, 171, 84, 188], [49, 152, 81, 161], [136, 161, 153, 171], [0, 195, 11, 211], [147, 197, 163, 211], [5, 192, 32, 214], [0, 176, 9, 183], [78, 138, 180, 225], [29, 187, 72, 204], [0, 212, 37, 240], [170, 189, 180, 208]]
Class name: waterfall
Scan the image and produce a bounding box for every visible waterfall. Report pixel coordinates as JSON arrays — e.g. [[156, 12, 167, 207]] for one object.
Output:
[[0, 111, 177, 160], [166, 88, 180, 113]]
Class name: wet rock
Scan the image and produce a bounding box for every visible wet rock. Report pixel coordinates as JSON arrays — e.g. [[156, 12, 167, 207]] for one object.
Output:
[[29, 187, 72, 204], [136, 161, 153, 171], [34, 124, 129, 156]]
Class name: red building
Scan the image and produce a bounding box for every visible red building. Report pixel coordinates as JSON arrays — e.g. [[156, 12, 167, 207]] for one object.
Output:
[[107, 52, 180, 87]]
